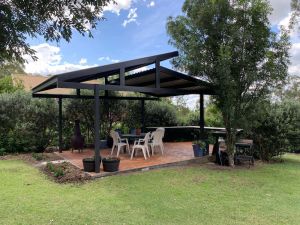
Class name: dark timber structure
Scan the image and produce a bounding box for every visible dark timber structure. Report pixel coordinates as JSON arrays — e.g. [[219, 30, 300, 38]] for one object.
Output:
[[32, 51, 215, 173]]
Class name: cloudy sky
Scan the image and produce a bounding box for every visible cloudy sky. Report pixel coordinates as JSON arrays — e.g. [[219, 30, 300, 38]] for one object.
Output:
[[25, 0, 299, 76], [24, 0, 299, 107]]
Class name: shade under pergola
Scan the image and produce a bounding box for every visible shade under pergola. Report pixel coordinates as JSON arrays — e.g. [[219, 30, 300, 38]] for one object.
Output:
[[32, 51, 215, 173]]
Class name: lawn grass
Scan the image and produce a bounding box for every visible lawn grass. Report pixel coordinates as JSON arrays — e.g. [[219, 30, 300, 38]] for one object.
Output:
[[0, 154, 300, 225]]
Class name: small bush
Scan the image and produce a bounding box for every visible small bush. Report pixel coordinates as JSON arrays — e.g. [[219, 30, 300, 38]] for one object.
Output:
[[32, 153, 45, 161], [46, 162, 64, 177], [0, 148, 6, 156], [54, 167, 64, 177]]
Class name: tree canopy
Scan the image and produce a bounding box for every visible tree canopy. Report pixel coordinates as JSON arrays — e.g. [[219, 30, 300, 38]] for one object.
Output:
[[0, 0, 110, 64], [167, 0, 290, 165]]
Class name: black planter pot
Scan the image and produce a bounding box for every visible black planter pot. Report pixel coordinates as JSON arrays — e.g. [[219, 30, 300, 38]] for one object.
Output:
[[102, 157, 120, 172], [82, 157, 101, 172]]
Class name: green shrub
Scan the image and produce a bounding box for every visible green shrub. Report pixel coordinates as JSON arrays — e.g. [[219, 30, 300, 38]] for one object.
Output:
[[46, 162, 55, 172], [0, 148, 6, 156], [54, 167, 64, 177], [46, 162, 64, 177], [144, 100, 178, 127], [32, 153, 45, 161], [0, 91, 57, 153], [246, 100, 300, 161]]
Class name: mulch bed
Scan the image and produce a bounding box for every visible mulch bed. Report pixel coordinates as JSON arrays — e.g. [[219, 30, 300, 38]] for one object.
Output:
[[0, 152, 91, 184], [42, 161, 91, 184], [0, 153, 63, 164]]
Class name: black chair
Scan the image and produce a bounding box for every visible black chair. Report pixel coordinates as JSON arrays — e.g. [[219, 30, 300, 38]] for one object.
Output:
[[234, 140, 254, 168]]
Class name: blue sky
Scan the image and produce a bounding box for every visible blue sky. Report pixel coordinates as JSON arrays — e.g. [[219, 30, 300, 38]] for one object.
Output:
[[25, 0, 186, 74], [24, 0, 299, 77], [23, 0, 299, 109]]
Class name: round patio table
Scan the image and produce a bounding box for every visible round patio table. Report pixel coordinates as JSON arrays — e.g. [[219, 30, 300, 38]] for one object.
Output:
[[121, 133, 146, 140], [120, 133, 146, 154]]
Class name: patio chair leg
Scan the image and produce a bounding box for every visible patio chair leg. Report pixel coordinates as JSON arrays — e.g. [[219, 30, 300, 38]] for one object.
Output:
[[111, 145, 115, 155], [146, 146, 150, 158], [131, 148, 135, 160], [142, 147, 147, 160], [117, 146, 121, 157], [126, 144, 130, 155], [160, 144, 164, 155]]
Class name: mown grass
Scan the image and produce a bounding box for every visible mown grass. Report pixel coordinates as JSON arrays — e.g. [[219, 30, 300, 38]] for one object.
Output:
[[0, 154, 300, 225]]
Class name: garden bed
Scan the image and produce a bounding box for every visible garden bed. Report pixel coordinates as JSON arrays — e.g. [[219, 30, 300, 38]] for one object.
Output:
[[0, 152, 63, 164], [0, 153, 91, 183], [42, 161, 91, 184]]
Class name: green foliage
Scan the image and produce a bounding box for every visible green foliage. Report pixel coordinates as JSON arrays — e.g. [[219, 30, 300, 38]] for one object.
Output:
[[244, 100, 300, 161], [0, 91, 57, 153], [64, 90, 128, 142], [46, 162, 55, 171], [0, 0, 110, 64], [46, 162, 65, 177], [0, 61, 25, 78], [167, 0, 290, 165], [0, 148, 6, 156], [144, 100, 178, 127], [32, 153, 45, 161], [0, 76, 24, 94], [192, 139, 206, 149], [54, 167, 64, 177]]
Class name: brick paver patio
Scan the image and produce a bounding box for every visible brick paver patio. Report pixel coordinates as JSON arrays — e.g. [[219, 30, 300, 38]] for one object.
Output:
[[57, 142, 208, 177]]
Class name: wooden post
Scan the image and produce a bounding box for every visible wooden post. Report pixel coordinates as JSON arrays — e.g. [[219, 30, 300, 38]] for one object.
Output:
[[58, 97, 63, 153], [155, 60, 160, 88], [141, 99, 145, 132], [200, 94, 204, 134], [120, 67, 125, 86], [94, 85, 101, 173]]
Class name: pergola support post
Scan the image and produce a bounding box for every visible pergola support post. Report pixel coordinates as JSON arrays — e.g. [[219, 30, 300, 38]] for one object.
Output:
[[199, 94, 204, 134], [94, 85, 101, 173], [141, 99, 145, 132], [58, 97, 63, 153]]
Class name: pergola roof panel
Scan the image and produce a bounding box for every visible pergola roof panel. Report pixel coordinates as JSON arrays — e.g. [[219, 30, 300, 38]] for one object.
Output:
[[32, 51, 215, 98]]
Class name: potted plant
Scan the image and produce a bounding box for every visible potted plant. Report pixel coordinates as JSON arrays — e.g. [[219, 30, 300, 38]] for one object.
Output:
[[102, 156, 120, 172], [82, 156, 101, 172], [192, 140, 206, 157]]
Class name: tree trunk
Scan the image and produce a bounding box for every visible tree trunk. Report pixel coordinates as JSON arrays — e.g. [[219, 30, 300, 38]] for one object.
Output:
[[225, 129, 236, 167]]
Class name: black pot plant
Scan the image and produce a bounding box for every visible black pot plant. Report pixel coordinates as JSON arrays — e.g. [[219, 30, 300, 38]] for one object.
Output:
[[102, 156, 120, 172], [192, 140, 206, 157], [82, 156, 101, 172]]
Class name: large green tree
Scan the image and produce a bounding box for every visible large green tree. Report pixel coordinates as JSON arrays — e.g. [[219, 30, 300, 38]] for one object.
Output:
[[0, 0, 110, 64], [167, 0, 290, 166]]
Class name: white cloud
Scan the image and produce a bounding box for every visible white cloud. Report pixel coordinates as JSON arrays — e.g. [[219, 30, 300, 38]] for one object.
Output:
[[269, 0, 291, 26], [98, 56, 120, 63], [79, 58, 87, 65], [104, 0, 133, 15], [147, 1, 155, 8], [122, 8, 138, 27], [24, 43, 97, 75], [289, 42, 300, 76], [129, 66, 149, 74]]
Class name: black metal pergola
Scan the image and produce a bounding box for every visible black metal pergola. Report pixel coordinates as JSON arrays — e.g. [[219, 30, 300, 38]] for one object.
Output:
[[32, 51, 215, 173]]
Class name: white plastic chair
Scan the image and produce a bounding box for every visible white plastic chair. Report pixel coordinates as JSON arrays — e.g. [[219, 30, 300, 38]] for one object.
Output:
[[156, 127, 165, 138], [131, 132, 151, 160], [149, 130, 164, 155], [110, 131, 129, 157]]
